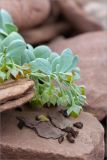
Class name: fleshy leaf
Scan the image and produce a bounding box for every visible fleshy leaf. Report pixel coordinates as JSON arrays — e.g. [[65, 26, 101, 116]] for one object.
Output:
[[5, 23, 18, 34], [67, 105, 82, 117], [30, 58, 52, 74], [7, 39, 26, 65], [56, 48, 73, 73], [33, 45, 51, 59]]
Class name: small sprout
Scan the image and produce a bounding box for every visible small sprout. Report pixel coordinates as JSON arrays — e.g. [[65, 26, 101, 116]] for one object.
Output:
[[0, 9, 86, 118], [35, 115, 49, 122]]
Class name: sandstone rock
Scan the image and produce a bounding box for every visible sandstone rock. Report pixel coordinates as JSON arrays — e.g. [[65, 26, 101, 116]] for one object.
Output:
[[0, 0, 51, 30], [0, 106, 104, 160], [75, 0, 107, 29], [0, 79, 34, 112], [57, 0, 103, 33], [49, 31, 107, 120], [20, 21, 70, 44]]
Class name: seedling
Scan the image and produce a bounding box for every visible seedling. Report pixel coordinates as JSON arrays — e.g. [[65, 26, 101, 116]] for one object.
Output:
[[0, 9, 86, 117]]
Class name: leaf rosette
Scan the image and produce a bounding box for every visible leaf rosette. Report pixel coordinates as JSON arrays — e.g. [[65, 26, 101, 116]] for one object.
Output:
[[0, 9, 86, 117]]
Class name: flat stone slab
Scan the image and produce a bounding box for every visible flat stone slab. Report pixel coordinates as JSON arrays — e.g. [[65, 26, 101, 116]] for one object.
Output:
[[0, 107, 104, 160], [0, 79, 34, 112]]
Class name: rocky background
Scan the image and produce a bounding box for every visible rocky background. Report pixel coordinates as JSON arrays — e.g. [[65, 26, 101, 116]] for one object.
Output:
[[0, 0, 107, 160]]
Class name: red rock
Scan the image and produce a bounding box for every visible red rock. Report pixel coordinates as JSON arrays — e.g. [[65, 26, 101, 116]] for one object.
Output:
[[49, 31, 107, 120], [57, 0, 103, 33], [0, 79, 34, 112], [0, 108, 104, 160], [0, 0, 51, 30]]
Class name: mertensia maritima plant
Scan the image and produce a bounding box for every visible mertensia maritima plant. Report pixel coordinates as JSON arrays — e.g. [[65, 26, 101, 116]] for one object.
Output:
[[0, 9, 86, 117]]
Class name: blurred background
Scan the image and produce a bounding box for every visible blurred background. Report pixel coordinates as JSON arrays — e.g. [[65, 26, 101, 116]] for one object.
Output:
[[0, 0, 107, 160], [0, 0, 107, 45]]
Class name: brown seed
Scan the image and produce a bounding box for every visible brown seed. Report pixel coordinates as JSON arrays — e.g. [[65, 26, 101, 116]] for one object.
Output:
[[62, 127, 72, 133], [63, 127, 79, 138], [73, 122, 83, 129], [58, 135, 64, 144], [66, 133, 75, 143]]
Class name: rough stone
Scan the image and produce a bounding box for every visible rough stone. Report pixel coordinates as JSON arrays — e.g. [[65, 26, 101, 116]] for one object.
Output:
[[0, 0, 51, 30], [49, 31, 107, 120], [0, 107, 104, 160], [74, 0, 107, 29], [57, 0, 103, 33], [0, 79, 34, 112]]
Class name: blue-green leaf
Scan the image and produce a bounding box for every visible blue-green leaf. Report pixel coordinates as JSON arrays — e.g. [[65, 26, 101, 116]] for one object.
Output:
[[33, 45, 51, 59], [67, 105, 82, 117], [30, 58, 52, 74], [0, 9, 13, 29], [5, 23, 18, 34], [21, 44, 35, 65], [52, 56, 60, 72], [0, 32, 24, 50], [56, 48, 74, 73], [7, 39, 26, 65], [49, 52, 59, 63]]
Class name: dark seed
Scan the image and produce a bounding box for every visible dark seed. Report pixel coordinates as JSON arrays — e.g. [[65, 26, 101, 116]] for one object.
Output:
[[73, 122, 83, 129], [62, 127, 72, 133], [17, 121, 25, 129], [66, 133, 75, 143], [70, 128, 79, 138], [63, 127, 79, 138], [58, 135, 64, 144]]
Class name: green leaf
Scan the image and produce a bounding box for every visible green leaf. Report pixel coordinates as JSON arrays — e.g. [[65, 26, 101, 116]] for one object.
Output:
[[66, 56, 78, 73], [21, 46, 35, 65], [56, 48, 73, 73], [0, 29, 8, 36], [30, 58, 52, 74], [33, 45, 52, 59], [36, 115, 49, 122], [49, 52, 59, 63], [0, 71, 6, 82], [0, 34, 6, 46], [9, 66, 19, 78], [0, 9, 13, 29], [7, 39, 26, 65], [5, 23, 18, 34], [0, 32, 25, 50], [42, 90, 50, 104], [57, 95, 69, 106], [80, 85, 86, 95], [67, 105, 82, 117], [52, 56, 60, 72]]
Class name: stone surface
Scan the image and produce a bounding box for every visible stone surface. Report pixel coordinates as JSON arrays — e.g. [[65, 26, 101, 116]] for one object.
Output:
[[0, 79, 34, 112], [49, 31, 107, 120], [83, 1, 107, 29], [0, 107, 104, 160], [0, 0, 51, 30], [20, 21, 70, 44], [57, 0, 103, 33]]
